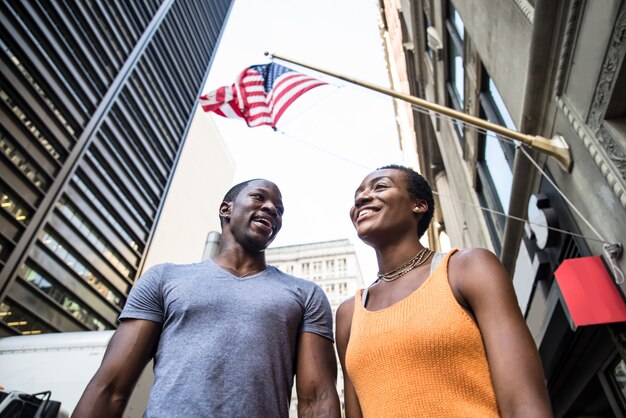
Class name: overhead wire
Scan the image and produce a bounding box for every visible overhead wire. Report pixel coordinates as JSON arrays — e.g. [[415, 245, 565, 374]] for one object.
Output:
[[272, 84, 374, 170], [408, 102, 609, 243], [518, 146, 605, 241], [410, 99, 624, 282], [275, 128, 373, 171], [267, 75, 615, 247], [278, 84, 343, 131], [267, 57, 624, 283], [432, 190, 612, 245], [275, 125, 613, 246]]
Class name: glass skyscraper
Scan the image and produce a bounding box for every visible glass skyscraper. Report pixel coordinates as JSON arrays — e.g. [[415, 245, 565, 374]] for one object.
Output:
[[0, 0, 232, 335]]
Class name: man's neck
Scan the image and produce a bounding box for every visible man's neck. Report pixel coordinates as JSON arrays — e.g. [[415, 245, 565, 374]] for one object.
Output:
[[212, 244, 267, 278]]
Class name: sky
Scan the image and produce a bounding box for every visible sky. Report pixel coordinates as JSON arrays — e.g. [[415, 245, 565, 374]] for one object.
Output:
[[202, 0, 404, 282]]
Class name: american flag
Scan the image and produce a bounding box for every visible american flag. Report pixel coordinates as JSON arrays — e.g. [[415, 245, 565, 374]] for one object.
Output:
[[199, 63, 327, 128]]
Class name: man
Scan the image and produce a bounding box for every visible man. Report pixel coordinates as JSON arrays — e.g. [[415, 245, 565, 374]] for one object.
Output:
[[73, 179, 340, 418]]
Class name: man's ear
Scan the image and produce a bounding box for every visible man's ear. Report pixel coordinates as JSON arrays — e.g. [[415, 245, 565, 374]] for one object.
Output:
[[219, 201, 232, 220], [412, 200, 428, 214]]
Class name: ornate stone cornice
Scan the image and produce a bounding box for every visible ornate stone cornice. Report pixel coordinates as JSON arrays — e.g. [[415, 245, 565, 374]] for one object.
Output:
[[513, 0, 534, 24], [597, 124, 626, 181], [588, 6, 626, 130], [557, 97, 626, 209], [554, 3, 626, 209], [554, 0, 583, 96]]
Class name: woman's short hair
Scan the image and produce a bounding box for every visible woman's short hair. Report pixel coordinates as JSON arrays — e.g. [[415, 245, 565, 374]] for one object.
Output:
[[378, 164, 435, 238]]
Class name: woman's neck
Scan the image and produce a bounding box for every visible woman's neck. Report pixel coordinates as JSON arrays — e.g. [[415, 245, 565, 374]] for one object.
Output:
[[375, 241, 426, 275]]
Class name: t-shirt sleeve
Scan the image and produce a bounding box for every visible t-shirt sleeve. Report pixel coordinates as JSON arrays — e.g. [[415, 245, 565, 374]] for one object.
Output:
[[301, 284, 334, 342], [119, 263, 166, 324]]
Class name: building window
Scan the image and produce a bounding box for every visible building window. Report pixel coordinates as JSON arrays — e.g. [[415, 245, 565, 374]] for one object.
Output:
[[0, 300, 55, 335], [0, 89, 62, 161], [87, 150, 149, 228], [338, 258, 347, 272], [451, 5, 465, 41], [1, 39, 76, 138], [18, 265, 107, 331], [0, 130, 49, 189], [74, 175, 140, 252], [57, 198, 134, 280], [339, 282, 348, 293], [476, 73, 517, 254], [326, 259, 335, 273], [323, 284, 336, 293], [0, 190, 30, 224], [445, 2, 465, 139], [302, 262, 310, 276], [39, 230, 124, 309], [481, 78, 516, 212], [487, 79, 516, 130]]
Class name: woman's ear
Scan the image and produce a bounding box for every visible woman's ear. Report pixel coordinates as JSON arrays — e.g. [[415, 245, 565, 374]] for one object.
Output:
[[412, 200, 428, 214]]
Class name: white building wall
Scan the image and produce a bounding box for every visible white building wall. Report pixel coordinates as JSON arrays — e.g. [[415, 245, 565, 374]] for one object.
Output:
[[142, 109, 235, 272], [265, 239, 365, 418]]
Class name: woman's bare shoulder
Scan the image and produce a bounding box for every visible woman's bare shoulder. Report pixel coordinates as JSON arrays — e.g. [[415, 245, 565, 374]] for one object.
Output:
[[449, 248, 511, 296], [451, 248, 502, 272]]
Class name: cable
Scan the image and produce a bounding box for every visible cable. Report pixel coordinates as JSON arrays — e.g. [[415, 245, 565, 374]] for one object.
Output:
[[274, 125, 613, 245], [518, 146, 606, 241], [271, 79, 615, 249], [409, 101, 613, 244], [432, 190, 612, 245], [279, 85, 343, 130], [518, 146, 625, 283], [410, 104, 520, 146], [275, 128, 374, 171]]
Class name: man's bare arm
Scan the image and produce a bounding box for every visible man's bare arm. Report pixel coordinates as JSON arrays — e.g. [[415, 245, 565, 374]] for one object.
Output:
[[295, 332, 341, 418], [72, 319, 161, 418]]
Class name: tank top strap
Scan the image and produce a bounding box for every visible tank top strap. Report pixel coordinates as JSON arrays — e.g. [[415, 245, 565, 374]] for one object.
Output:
[[429, 251, 446, 275], [361, 281, 376, 307]]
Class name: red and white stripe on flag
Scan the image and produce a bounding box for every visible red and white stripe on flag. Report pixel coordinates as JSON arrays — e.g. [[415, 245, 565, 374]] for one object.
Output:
[[199, 64, 327, 128], [198, 85, 245, 121]]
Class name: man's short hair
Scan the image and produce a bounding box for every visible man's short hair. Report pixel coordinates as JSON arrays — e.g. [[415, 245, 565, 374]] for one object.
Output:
[[222, 179, 263, 203], [377, 164, 435, 238]]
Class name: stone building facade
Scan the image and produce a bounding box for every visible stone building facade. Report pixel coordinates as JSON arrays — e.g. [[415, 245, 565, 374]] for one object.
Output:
[[379, 0, 626, 414]]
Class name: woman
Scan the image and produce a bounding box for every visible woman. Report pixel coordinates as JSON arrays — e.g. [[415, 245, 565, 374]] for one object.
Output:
[[336, 165, 552, 417]]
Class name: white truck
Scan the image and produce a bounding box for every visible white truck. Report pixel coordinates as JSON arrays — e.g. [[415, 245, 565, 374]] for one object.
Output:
[[0, 331, 153, 417]]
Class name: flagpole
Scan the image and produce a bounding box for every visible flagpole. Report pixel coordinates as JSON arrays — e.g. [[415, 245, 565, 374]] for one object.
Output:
[[265, 52, 572, 171]]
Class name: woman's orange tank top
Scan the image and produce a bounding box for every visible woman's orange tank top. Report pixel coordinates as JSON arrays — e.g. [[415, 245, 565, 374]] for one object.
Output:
[[345, 249, 500, 417]]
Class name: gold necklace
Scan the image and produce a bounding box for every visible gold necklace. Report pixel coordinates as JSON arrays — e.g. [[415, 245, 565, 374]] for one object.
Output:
[[377, 248, 433, 282]]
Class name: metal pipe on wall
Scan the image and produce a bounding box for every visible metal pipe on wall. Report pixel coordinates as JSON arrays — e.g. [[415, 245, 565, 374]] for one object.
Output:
[[499, 0, 561, 274]]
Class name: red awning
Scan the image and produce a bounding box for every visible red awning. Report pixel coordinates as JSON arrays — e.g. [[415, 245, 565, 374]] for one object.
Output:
[[555, 256, 626, 328]]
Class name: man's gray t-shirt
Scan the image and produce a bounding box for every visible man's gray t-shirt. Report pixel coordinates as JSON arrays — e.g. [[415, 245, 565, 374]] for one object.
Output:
[[120, 259, 334, 418]]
